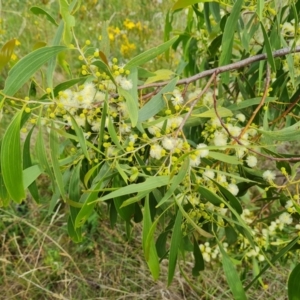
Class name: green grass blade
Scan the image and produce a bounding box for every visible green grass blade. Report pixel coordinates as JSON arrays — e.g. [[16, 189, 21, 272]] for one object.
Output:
[[1, 111, 25, 203]]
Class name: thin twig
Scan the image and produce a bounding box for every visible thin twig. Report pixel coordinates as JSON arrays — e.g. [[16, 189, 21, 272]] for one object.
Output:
[[212, 65, 300, 162], [238, 65, 271, 139], [175, 73, 217, 138], [138, 46, 300, 90], [269, 95, 300, 125]]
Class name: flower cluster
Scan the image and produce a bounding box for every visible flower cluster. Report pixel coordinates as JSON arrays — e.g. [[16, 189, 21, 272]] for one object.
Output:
[[199, 242, 228, 263], [107, 19, 151, 58]]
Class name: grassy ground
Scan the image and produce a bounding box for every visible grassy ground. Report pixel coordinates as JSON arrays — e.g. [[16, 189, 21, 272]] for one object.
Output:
[[0, 198, 291, 300], [0, 0, 294, 299]]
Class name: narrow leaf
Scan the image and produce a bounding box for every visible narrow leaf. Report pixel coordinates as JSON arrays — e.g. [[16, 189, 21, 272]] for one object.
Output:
[[0, 39, 16, 72], [208, 152, 241, 165], [260, 22, 276, 72], [125, 36, 178, 69], [288, 263, 300, 300], [92, 60, 116, 85], [113, 175, 135, 221], [35, 121, 55, 187], [59, 0, 75, 45], [3, 46, 66, 97], [143, 195, 160, 279], [68, 161, 82, 242], [50, 124, 66, 200], [75, 163, 112, 228], [192, 107, 233, 118], [256, 0, 264, 20], [212, 179, 243, 214], [68, 113, 90, 161], [1, 111, 25, 203], [168, 209, 182, 285], [30, 6, 58, 26], [0, 171, 9, 207], [100, 21, 110, 57], [258, 121, 300, 142], [219, 0, 244, 84], [218, 241, 247, 300], [145, 203, 173, 259], [192, 234, 204, 276], [144, 69, 174, 84], [246, 237, 299, 291], [138, 77, 178, 122], [227, 97, 276, 110], [23, 165, 42, 189], [176, 199, 213, 238], [172, 0, 210, 11], [23, 125, 40, 203], [118, 87, 138, 127], [96, 176, 170, 202], [107, 117, 123, 151], [47, 21, 64, 88], [156, 158, 189, 207]]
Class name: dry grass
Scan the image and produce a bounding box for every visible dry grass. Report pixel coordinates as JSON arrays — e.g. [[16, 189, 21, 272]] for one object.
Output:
[[0, 199, 291, 300], [0, 201, 199, 300]]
